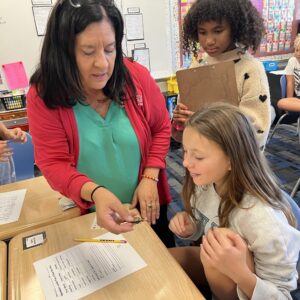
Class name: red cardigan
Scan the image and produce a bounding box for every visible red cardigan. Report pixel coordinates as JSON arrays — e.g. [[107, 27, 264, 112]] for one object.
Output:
[[27, 59, 172, 213]]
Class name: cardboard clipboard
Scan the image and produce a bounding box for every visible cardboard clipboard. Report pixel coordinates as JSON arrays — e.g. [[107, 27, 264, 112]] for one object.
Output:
[[176, 61, 239, 112]]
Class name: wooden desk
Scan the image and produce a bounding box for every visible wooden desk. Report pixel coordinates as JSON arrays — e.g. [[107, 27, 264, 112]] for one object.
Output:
[[8, 213, 204, 300], [0, 176, 81, 241], [0, 241, 7, 300]]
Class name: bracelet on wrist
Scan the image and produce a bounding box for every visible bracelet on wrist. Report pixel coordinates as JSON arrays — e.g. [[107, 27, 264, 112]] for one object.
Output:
[[141, 174, 159, 182], [90, 185, 106, 202]]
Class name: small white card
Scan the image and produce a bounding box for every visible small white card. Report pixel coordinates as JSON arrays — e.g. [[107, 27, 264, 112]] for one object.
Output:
[[23, 231, 46, 250]]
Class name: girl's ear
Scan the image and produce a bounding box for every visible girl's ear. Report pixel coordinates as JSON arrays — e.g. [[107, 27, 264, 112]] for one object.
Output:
[[228, 160, 231, 171]]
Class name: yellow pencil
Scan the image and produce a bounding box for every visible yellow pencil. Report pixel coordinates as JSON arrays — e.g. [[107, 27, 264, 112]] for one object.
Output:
[[73, 238, 127, 244]]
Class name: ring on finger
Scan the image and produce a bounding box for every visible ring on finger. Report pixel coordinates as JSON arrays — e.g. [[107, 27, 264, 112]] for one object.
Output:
[[147, 203, 153, 209]]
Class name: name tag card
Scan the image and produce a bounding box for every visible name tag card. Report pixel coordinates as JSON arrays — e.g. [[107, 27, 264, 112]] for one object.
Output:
[[23, 232, 46, 250]]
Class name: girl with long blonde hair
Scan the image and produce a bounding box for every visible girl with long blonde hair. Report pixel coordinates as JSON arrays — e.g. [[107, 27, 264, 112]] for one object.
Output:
[[169, 103, 300, 299]]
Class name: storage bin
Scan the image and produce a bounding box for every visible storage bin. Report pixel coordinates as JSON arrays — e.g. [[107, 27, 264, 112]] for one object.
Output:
[[262, 60, 279, 72], [0, 94, 26, 110]]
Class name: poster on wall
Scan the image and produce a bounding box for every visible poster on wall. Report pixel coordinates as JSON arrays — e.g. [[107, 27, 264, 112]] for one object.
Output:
[[132, 47, 150, 71], [257, 0, 295, 54], [124, 13, 144, 41], [31, 0, 52, 4], [32, 6, 52, 36]]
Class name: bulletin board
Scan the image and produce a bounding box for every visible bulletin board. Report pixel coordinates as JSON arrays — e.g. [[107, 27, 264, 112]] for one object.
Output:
[[0, 0, 180, 91]]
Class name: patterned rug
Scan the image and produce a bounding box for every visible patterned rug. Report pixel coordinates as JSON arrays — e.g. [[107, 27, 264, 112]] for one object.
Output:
[[265, 125, 300, 206]]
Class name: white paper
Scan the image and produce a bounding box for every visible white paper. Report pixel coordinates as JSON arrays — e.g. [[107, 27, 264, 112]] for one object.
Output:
[[133, 48, 150, 71], [58, 196, 76, 211], [122, 34, 128, 56], [91, 216, 101, 230], [125, 14, 144, 40], [0, 189, 26, 224], [34, 233, 147, 300], [32, 6, 52, 36], [270, 70, 286, 75]]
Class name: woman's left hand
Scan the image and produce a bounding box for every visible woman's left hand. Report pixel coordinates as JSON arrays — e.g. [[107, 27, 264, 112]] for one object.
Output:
[[131, 178, 160, 225], [200, 227, 249, 281]]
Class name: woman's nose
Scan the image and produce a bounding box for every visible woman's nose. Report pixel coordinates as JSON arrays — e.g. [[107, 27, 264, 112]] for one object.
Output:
[[94, 51, 109, 69]]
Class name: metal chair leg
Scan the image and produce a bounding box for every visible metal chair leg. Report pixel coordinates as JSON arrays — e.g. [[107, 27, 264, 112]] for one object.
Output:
[[291, 177, 300, 198], [297, 117, 300, 144], [267, 113, 288, 144]]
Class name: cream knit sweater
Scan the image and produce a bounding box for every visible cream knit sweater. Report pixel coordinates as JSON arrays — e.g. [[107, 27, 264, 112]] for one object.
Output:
[[192, 48, 271, 148]]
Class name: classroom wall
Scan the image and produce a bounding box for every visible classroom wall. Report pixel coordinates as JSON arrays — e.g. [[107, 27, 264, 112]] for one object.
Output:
[[0, 0, 44, 85], [0, 0, 179, 91]]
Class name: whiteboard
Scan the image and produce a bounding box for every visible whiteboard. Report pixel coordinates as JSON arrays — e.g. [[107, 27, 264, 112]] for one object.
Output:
[[0, 0, 179, 91]]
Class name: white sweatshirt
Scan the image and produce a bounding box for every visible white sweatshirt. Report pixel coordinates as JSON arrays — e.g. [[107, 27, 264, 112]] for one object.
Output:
[[188, 184, 300, 300]]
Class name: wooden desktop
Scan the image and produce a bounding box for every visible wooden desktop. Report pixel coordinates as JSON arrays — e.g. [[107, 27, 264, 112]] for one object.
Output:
[[8, 213, 205, 300], [0, 241, 7, 300], [0, 176, 81, 241]]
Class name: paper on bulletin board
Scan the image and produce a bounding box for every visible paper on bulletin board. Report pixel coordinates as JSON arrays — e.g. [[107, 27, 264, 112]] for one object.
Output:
[[176, 61, 239, 112], [32, 6, 52, 36], [125, 13, 144, 41], [2, 61, 29, 90], [133, 48, 150, 71]]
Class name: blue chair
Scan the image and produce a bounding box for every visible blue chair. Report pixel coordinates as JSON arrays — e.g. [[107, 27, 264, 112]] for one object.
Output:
[[280, 74, 287, 98], [267, 75, 300, 144], [10, 132, 34, 181]]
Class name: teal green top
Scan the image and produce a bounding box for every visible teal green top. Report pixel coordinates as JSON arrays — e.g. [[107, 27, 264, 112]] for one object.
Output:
[[73, 101, 141, 212]]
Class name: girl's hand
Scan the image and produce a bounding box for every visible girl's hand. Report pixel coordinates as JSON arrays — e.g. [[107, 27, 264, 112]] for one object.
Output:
[[172, 103, 194, 125], [169, 211, 196, 237], [200, 227, 250, 281], [5, 128, 27, 143], [0, 141, 12, 161], [131, 178, 159, 225]]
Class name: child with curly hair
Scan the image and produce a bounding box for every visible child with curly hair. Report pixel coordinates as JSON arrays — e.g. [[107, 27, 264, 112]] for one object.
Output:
[[172, 0, 271, 149], [169, 102, 300, 299]]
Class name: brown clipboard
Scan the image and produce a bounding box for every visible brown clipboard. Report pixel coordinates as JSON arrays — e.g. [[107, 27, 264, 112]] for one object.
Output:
[[176, 61, 239, 112]]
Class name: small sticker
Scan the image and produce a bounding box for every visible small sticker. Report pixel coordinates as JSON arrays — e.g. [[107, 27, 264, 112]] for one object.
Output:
[[22, 232, 46, 250]]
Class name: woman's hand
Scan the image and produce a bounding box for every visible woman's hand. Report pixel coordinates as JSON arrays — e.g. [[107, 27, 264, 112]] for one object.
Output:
[[172, 103, 194, 126], [200, 228, 250, 280], [93, 187, 135, 234], [0, 141, 12, 162], [4, 128, 27, 143], [131, 178, 159, 225], [169, 211, 196, 237]]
